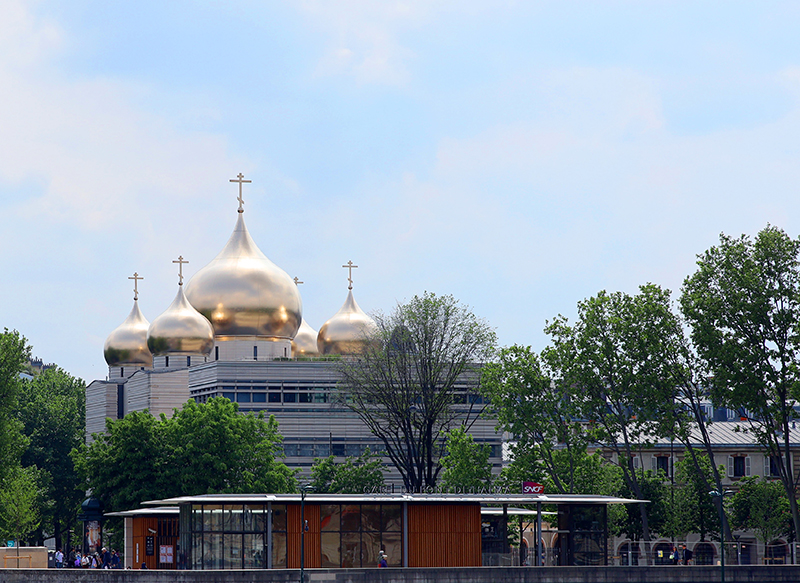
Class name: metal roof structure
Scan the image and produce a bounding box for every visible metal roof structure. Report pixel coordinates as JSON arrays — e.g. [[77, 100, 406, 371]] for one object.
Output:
[[139, 492, 643, 507]]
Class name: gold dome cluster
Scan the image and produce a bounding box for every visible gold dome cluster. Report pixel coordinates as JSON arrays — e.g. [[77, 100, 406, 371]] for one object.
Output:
[[291, 319, 321, 357]]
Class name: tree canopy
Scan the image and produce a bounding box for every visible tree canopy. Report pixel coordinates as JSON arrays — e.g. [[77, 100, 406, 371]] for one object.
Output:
[[74, 397, 296, 512], [337, 292, 496, 491], [309, 448, 385, 494]]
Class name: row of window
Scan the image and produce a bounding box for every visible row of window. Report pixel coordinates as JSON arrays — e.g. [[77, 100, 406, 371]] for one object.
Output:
[[631, 454, 785, 478]]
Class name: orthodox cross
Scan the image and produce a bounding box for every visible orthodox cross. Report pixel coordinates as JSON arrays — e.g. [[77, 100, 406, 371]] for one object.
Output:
[[230, 172, 252, 213], [293, 277, 304, 286], [173, 256, 188, 285], [342, 260, 358, 290], [128, 272, 143, 301]]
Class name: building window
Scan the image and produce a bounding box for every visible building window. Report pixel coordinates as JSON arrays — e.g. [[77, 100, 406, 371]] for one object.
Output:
[[215, 346, 219, 361], [254, 346, 257, 360], [652, 455, 672, 477], [187, 356, 192, 367], [320, 504, 402, 568], [728, 455, 751, 478], [765, 456, 783, 478], [165, 356, 170, 368]]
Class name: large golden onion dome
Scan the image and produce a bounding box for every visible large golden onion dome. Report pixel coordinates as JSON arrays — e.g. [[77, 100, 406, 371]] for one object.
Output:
[[317, 290, 378, 355], [104, 300, 153, 366], [184, 212, 302, 339], [147, 283, 214, 356], [292, 318, 320, 357]]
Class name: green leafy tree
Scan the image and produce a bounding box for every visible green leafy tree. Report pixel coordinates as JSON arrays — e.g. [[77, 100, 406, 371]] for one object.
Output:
[[661, 456, 719, 541], [0, 466, 41, 547], [481, 345, 590, 494], [611, 469, 668, 541], [439, 426, 494, 492], [0, 329, 30, 480], [337, 292, 496, 491], [18, 368, 85, 548], [729, 477, 792, 546], [545, 285, 679, 561], [681, 225, 800, 538], [74, 397, 296, 512], [309, 448, 385, 494]]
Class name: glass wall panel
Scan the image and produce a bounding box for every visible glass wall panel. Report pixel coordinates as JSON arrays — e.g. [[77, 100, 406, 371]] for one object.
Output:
[[382, 532, 402, 566], [191, 531, 203, 570], [192, 505, 203, 532], [320, 533, 340, 567], [224, 505, 243, 531], [340, 532, 361, 567], [272, 505, 287, 531], [244, 534, 265, 569], [204, 505, 223, 531], [224, 533, 242, 569], [382, 505, 402, 531], [272, 533, 287, 568], [204, 533, 223, 570], [362, 531, 381, 566], [362, 505, 381, 531], [341, 505, 360, 531], [243, 505, 266, 532], [321, 505, 340, 531]]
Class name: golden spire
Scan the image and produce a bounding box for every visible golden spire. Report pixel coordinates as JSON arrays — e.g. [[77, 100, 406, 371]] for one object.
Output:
[[342, 260, 358, 290], [128, 272, 143, 301], [173, 256, 188, 286], [230, 172, 251, 213]]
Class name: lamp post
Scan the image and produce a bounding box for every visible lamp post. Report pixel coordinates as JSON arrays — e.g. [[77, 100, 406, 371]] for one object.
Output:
[[709, 489, 733, 583], [300, 484, 314, 583]]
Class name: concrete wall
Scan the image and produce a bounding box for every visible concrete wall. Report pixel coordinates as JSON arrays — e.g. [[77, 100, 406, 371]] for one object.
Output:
[[3, 566, 800, 583]]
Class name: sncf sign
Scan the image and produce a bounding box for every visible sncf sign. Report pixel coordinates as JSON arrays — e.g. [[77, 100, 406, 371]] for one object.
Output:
[[522, 482, 544, 494]]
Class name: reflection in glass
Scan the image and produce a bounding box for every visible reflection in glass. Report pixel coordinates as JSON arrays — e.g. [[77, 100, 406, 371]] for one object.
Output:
[[362, 505, 381, 531], [382, 505, 402, 531], [321, 505, 340, 532], [204, 533, 223, 570], [341, 532, 361, 567], [224, 533, 242, 569], [382, 532, 402, 567], [244, 534, 265, 569], [224, 505, 243, 531], [192, 532, 203, 570], [203, 505, 223, 532], [341, 505, 360, 532], [362, 531, 381, 566], [192, 505, 203, 532], [272, 533, 287, 568], [321, 532, 340, 567], [272, 505, 287, 532], [243, 505, 266, 532]]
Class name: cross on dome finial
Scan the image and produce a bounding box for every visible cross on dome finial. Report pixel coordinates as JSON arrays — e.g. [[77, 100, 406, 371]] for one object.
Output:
[[342, 260, 358, 290], [230, 172, 252, 213], [128, 272, 143, 301], [293, 276, 304, 286], [173, 256, 188, 286]]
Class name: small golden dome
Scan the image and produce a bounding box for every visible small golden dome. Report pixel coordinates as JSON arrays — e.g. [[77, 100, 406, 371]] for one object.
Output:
[[292, 318, 320, 357], [317, 290, 378, 355], [185, 213, 302, 339], [104, 300, 153, 366], [147, 285, 214, 356]]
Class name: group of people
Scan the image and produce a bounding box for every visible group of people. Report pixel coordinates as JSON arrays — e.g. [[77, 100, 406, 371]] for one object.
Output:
[[670, 544, 693, 565], [57, 547, 121, 569]]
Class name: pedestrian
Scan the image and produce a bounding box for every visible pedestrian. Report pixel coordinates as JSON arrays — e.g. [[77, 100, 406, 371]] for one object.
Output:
[[103, 547, 112, 569], [68, 547, 77, 568], [671, 545, 680, 565], [55, 548, 64, 568], [378, 550, 388, 568], [111, 549, 121, 569], [682, 544, 693, 565]]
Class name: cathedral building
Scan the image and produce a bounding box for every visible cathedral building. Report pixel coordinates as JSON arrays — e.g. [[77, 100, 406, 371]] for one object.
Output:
[[86, 175, 502, 482]]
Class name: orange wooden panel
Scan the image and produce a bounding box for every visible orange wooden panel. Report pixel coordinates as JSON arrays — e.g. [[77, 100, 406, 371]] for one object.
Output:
[[408, 504, 481, 567], [287, 503, 321, 569]]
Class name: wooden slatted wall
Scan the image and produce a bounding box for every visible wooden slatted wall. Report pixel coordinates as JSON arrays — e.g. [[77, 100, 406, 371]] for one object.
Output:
[[408, 504, 482, 567], [287, 503, 321, 569], [131, 516, 178, 570]]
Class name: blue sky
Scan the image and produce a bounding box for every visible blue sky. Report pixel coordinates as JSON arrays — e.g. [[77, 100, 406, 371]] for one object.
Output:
[[1, 1, 799, 383]]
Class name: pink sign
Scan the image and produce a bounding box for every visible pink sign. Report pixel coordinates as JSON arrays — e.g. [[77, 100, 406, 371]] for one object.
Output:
[[522, 481, 544, 494]]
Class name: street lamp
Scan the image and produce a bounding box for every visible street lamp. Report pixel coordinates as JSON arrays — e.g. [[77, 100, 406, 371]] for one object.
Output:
[[300, 483, 315, 583], [709, 489, 733, 583]]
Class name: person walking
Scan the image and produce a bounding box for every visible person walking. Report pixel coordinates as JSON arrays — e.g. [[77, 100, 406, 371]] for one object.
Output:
[[54, 548, 64, 568]]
